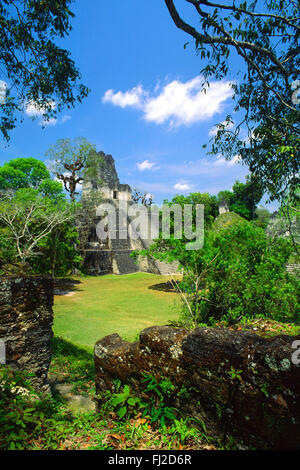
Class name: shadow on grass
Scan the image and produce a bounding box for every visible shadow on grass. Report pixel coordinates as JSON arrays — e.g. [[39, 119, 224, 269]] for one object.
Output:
[[50, 337, 94, 387], [54, 278, 83, 295], [148, 280, 179, 293]]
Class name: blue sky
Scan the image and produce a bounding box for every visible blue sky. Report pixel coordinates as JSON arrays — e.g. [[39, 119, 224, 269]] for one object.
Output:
[[0, 0, 276, 209]]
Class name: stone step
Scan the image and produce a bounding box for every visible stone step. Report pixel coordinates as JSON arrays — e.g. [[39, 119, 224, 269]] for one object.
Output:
[[113, 250, 139, 275]]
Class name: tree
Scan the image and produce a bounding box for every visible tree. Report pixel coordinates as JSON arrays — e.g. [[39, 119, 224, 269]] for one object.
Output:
[[0, 156, 67, 204], [31, 222, 81, 278], [217, 175, 263, 220], [232, 175, 263, 220], [169, 192, 218, 226], [0, 188, 74, 264], [46, 138, 99, 201], [38, 178, 68, 202], [164, 0, 300, 200], [217, 190, 232, 207], [0, 0, 89, 141], [0, 157, 50, 190], [0, 157, 82, 274], [184, 215, 299, 325]]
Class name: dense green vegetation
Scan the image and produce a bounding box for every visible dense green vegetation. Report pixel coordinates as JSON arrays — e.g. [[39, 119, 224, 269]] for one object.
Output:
[[217, 175, 263, 220], [0, 156, 91, 277], [194, 214, 298, 325], [138, 199, 299, 328]]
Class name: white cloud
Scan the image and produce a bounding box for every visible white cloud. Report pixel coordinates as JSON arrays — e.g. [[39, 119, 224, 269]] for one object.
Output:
[[174, 182, 192, 191], [102, 76, 233, 127], [26, 100, 59, 127], [137, 160, 154, 171], [103, 85, 146, 109], [25, 103, 44, 117], [145, 77, 233, 126], [137, 159, 160, 171]]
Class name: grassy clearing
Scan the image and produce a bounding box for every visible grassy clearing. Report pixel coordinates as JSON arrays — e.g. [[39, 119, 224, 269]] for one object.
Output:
[[53, 273, 181, 350], [44, 275, 224, 450]]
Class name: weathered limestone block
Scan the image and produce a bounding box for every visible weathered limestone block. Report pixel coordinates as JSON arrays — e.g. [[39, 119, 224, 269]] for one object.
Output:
[[0, 276, 54, 395], [95, 326, 300, 449]]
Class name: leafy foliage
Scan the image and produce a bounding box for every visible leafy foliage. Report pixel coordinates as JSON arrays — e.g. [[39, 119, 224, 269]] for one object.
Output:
[[140, 374, 180, 427], [178, 215, 299, 325], [109, 385, 146, 419], [0, 187, 75, 264], [31, 223, 81, 277], [164, 0, 300, 200], [0, 157, 50, 190], [136, 184, 298, 326], [0, 154, 103, 275], [0, 0, 89, 141], [0, 366, 61, 450], [277, 186, 300, 256], [218, 174, 263, 220]]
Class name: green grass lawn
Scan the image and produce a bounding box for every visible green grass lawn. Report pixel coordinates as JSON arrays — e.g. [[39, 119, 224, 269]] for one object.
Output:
[[53, 273, 180, 351]]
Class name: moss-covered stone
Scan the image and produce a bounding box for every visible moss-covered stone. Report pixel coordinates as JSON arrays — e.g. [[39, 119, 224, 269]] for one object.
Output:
[[95, 325, 300, 449], [0, 276, 54, 395]]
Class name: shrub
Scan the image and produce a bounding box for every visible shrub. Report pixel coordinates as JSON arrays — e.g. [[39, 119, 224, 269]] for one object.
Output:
[[179, 214, 299, 325]]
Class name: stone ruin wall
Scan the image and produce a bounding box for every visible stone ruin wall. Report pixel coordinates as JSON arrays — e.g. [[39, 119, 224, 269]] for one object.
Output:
[[95, 325, 300, 450], [0, 276, 54, 395]]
